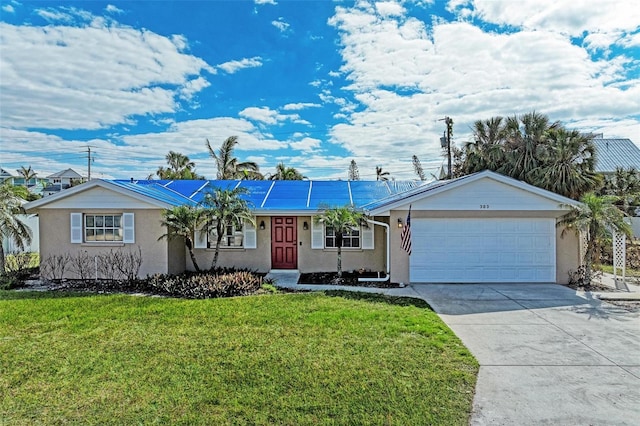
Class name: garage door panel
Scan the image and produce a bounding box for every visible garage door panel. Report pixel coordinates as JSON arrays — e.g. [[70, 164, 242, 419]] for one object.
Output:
[[410, 218, 555, 283]]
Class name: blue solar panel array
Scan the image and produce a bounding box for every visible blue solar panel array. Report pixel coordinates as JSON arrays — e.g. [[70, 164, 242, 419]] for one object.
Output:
[[109, 179, 426, 211]]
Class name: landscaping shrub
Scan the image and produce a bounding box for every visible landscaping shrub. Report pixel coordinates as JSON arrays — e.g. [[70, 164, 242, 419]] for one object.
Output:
[[147, 270, 264, 298], [1, 252, 39, 289]]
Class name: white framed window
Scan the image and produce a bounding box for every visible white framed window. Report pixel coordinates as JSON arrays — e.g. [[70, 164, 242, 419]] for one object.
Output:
[[312, 219, 374, 250], [325, 226, 360, 248], [85, 214, 123, 242], [194, 219, 257, 250], [71, 212, 134, 244]]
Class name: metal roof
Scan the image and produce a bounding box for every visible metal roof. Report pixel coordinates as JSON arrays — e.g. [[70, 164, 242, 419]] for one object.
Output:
[[593, 138, 640, 173], [110, 179, 425, 212]]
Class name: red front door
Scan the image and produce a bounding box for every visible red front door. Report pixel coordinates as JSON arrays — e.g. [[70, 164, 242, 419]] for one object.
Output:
[[271, 217, 297, 269]]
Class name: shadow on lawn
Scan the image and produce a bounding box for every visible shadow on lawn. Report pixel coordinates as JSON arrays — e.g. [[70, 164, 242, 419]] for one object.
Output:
[[324, 290, 434, 310]]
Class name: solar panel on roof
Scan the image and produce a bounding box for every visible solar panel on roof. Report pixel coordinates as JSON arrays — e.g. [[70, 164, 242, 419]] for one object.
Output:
[[308, 181, 351, 208], [261, 180, 311, 210]]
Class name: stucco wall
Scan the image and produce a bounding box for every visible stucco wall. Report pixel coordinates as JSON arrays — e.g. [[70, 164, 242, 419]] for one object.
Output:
[[556, 225, 580, 284], [388, 209, 580, 284], [187, 215, 387, 273], [37, 208, 169, 279]]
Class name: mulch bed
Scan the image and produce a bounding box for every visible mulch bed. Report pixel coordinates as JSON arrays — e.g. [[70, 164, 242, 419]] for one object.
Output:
[[298, 271, 400, 288]]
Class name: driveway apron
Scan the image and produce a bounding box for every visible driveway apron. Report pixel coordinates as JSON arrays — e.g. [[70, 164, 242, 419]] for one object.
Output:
[[411, 284, 640, 426]]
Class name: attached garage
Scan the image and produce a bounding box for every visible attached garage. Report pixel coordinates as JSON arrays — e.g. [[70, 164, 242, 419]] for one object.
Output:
[[410, 218, 555, 283], [365, 170, 582, 285]]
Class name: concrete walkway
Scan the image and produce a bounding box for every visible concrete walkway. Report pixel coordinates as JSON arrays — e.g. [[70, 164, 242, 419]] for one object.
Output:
[[267, 272, 640, 425]]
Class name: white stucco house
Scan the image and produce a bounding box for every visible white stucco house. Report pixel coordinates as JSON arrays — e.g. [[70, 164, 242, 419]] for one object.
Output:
[[24, 170, 582, 284]]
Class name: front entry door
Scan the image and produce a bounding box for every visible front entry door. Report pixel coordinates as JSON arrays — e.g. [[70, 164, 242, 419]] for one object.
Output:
[[271, 217, 297, 269]]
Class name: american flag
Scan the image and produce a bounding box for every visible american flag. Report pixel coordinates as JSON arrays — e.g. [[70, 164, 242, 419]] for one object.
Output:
[[401, 206, 411, 255]]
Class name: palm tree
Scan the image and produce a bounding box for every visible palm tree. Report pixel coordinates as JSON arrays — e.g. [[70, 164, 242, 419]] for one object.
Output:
[[17, 166, 36, 188], [156, 151, 203, 180], [558, 193, 632, 285], [315, 205, 366, 278], [503, 111, 559, 182], [0, 183, 32, 275], [206, 136, 262, 180], [269, 163, 305, 180], [375, 166, 390, 181], [534, 129, 598, 199], [158, 205, 206, 272], [202, 187, 254, 269], [600, 167, 640, 215]]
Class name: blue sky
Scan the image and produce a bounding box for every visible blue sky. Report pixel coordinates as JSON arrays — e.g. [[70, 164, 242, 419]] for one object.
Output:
[[1, 0, 639, 181]]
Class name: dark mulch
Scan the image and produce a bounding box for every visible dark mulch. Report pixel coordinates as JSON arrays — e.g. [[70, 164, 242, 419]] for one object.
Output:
[[298, 271, 400, 288]]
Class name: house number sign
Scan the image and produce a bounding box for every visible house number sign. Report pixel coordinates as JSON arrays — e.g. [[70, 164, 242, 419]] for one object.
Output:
[[480, 204, 490, 209]]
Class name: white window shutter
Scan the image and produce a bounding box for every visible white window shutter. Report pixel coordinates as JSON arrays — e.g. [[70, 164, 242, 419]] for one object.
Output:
[[311, 219, 324, 249], [243, 219, 257, 249], [194, 228, 208, 249], [362, 223, 375, 250], [70, 213, 83, 243], [122, 213, 135, 243]]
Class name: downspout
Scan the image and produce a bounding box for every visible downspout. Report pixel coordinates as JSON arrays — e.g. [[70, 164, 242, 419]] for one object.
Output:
[[358, 219, 390, 283]]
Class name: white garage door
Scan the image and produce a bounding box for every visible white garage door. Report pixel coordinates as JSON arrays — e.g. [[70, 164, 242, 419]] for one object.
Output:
[[410, 218, 555, 283]]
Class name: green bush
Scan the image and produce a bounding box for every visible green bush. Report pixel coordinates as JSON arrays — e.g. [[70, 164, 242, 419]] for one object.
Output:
[[147, 270, 265, 299]]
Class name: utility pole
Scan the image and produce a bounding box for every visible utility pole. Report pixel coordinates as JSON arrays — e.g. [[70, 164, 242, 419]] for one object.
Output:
[[439, 117, 453, 179], [86, 147, 92, 181]]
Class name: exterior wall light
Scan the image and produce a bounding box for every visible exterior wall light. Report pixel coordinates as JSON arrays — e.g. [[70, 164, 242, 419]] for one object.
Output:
[[259, 220, 265, 230], [303, 221, 309, 230], [397, 218, 403, 228]]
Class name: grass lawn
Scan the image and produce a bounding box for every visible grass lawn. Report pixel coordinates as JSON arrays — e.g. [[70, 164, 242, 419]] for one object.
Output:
[[0, 290, 478, 425], [598, 264, 640, 278]]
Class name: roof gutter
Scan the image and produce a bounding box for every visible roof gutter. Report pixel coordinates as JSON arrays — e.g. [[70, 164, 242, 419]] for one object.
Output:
[[358, 218, 390, 283]]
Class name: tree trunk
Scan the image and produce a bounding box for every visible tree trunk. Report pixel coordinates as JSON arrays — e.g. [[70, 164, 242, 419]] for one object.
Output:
[[0, 243, 6, 275], [211, 234, 223, 270], [337, 246, 342, 278], [186, 237, 200, 272]]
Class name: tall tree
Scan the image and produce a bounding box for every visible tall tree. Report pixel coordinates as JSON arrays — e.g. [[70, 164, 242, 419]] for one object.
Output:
[[453, 111, 598, 199], [533, 128, 598, 199], [269, 163, 305, 180], [202, 187, 254, 269], [375, 166, 390, 181], [558, 193, 632, 285], [599, 167, 640, 215], [206, 136, 262, 180], [156, 151, 203, 180], [412, 155, 426, 181], [315, 205, 366, 278], [0, 183, 32, 275], [17, 166, 36, 188], [158, 205, 206, 272], [348, 160, 360, 181]]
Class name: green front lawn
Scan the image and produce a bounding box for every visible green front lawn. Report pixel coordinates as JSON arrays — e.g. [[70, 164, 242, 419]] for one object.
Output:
[[0, 291, 477, 425]]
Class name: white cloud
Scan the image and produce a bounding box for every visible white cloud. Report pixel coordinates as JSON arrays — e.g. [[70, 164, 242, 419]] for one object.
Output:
[[282, 102, 321, 110], [217, 57, 263, 74], [180, 76, 211, 101], [255, 0, 277, 4], [325, 1, 640, 176], [0, 17, 213, 130], [271, 18, 290, 33], [2, 4, 15, 13], [470, 0, 640, 36], [375, 1, 405, 17], [239, 106, 305, 125], [105, 4, 124, 14], [289, 137, 322, 153]]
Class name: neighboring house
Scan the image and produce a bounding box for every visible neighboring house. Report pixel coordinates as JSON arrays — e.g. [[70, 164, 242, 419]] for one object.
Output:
[[24, 170, 581, 284], [591, 136, 640, 174], [2, 214, 39, 255], [0, 167, 47, 188], [43, 168, 85, 196]]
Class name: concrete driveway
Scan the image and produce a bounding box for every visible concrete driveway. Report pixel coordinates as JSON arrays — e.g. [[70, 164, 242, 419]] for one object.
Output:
[[410, 284, 640, 426]]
